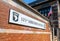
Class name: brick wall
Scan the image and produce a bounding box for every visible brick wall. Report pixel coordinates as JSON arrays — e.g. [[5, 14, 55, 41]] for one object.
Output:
[[0, 0, 51, 41]]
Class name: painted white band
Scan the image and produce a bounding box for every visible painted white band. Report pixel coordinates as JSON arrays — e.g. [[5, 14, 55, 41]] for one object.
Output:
[[0, 28, 51, 34]]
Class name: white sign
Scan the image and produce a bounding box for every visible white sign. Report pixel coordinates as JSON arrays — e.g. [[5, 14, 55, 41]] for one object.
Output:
[[9, 9, 45, 29]]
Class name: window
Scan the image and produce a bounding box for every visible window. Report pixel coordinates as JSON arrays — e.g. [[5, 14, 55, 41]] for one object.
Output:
[[38, 6, 51, 17], [54, 28, 57, 36]]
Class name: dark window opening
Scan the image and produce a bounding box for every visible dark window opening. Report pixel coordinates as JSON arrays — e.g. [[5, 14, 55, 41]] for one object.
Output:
[[38, 6, 51, 17], [54, 28, 57, 36]]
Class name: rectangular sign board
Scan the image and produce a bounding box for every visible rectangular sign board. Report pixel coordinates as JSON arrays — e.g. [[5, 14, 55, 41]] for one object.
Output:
[[9, 9, 45, 29]]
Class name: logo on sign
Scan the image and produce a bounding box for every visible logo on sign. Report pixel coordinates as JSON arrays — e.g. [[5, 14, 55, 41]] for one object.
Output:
[[13, 12, 19, 22]]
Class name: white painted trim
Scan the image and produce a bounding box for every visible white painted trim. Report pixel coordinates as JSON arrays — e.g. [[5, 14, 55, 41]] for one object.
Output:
[[0, 28, 51, 34], [50, 33, 52, 41], [2, 0, 48, 23]]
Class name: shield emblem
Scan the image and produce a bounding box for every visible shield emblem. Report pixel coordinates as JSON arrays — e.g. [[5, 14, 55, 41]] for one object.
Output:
[[13, 12, 19, 22]]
